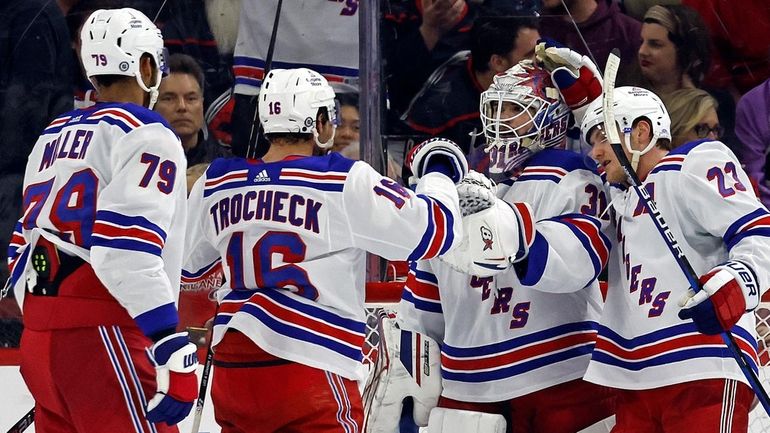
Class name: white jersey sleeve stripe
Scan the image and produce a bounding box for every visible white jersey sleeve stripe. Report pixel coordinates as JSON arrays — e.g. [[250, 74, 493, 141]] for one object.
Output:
[[92, 210, 167, 256], [724, 208, 770, 249]]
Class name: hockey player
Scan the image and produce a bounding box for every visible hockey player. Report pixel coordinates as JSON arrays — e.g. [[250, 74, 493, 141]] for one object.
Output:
[[368, 54, 617, 433], [581, 86, 770, 432], [182, 67, 474, 433], [6, 8, 198, 432]]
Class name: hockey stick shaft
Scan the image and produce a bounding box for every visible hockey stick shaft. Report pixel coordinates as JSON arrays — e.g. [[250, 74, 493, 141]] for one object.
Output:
[[190, 303, 219, 433], [603, 49, 770, 416], [245, 0, 283, 160], [6, 408, 34, 433], [190, 341, 214, 433]]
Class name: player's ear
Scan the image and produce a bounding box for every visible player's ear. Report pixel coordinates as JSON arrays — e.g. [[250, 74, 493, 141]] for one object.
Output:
[[635, 119, 653, 146], [139, 54, 155, 87]]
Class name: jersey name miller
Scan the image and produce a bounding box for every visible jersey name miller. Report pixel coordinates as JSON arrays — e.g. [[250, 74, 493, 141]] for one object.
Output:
[[208, 190, 323, 235], [39, 128, 94, 171]]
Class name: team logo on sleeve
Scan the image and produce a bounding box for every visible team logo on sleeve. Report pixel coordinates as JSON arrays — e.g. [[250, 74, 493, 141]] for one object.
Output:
[[481, 226, 494, 251]]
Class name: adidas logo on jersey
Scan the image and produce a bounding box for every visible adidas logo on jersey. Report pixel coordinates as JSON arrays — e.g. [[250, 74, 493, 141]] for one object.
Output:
[[253, 169, 270, 182]]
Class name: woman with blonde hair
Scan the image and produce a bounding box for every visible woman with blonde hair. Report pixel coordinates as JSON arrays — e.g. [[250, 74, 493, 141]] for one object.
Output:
[[662, 88, 723, 148]]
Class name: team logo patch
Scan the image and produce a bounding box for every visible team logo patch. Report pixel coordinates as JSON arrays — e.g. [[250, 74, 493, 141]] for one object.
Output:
[[119, 61, 130, 72], [480, 226, 493, 250]]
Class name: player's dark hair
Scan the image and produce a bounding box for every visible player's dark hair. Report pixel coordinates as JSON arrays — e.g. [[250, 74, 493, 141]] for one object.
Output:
[[470, 13, 539, 73], [91, 74, 131, 87], [167, 53, 205, 91], [264, 107, 330, 144]]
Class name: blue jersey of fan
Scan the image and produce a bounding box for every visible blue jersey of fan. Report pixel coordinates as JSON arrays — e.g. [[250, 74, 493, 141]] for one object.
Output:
[[183, 153, 461, 380]]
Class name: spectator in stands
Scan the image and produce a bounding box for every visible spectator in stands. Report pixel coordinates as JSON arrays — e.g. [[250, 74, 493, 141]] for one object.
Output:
[[384, 0, 541, 109], [0, 0, 74, 288], [636, 4, 738, 151], [735, 77, 770, 208], [160, 0, 233, 106], [402, 14, 540, 172], [331, 92, 361, 157], [636, 5, 710, 95], [154, 53, 228, 192], [681, 0, 770, 95], [539, 0, 642, 85], [662, 88, 722, 149]]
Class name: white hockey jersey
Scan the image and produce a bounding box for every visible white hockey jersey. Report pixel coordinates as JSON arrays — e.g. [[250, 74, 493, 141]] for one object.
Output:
[[584, 140, 770, 390], [398, 148, 612, 402], [182, 153, 461, 380], [233, 0, 359, 95], [9, 103, 188, 338]]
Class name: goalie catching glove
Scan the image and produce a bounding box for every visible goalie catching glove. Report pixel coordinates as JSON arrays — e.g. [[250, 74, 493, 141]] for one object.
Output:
[[457, 170, 497, 216], [678, 260, 760, 335], [406, 137, 469, 186], [535, 38, 602, 125], [363, 316, 442, 432], [145, 331, 199, 425], [439, 199, 535, 277]]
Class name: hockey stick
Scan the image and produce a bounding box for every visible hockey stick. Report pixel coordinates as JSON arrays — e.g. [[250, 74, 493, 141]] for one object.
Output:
[[189, 324, 216, 433], [189, 346, 213, 433], [245, 0, 284, 160], [602, 48, 770, 416], [5, 408, 34, 433]]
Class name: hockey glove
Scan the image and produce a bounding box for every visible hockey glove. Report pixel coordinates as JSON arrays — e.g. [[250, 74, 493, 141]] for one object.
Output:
[[145, 332, 199, 425], [457, 170, 497, 216], [535, 38, 602, 125], [406, 137, 469, 186], [439, 199, 535, 277], [678, 261, 760, 335]]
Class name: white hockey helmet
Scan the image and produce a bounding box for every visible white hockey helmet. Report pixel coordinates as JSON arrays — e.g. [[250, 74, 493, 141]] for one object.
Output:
[[258, 68, 339, 149], [480, 60, 570, 174], [581, 86, 671, 170], [80, 8, 167, 109]]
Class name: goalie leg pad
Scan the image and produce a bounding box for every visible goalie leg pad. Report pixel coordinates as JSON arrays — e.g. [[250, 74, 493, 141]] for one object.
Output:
[[427, 408, 506, 433], [362, 317, 442, 432]]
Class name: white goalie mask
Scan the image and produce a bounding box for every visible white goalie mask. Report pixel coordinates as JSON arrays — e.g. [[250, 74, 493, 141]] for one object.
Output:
[[581, 86, 672, 171], [480, 60, 570, 174], [80, 8, 168, 109], [258, 68, 339, 149]]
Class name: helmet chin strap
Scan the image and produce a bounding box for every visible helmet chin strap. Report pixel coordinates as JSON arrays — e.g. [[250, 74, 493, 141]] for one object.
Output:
[[136, 70, 161, 109], [624, 131, 660, 172], [314, 125, 336, 149]]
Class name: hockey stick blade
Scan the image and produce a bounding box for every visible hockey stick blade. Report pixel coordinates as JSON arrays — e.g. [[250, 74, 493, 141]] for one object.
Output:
[[6, 408, 34, 433], [602, 48, 770, 416]]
